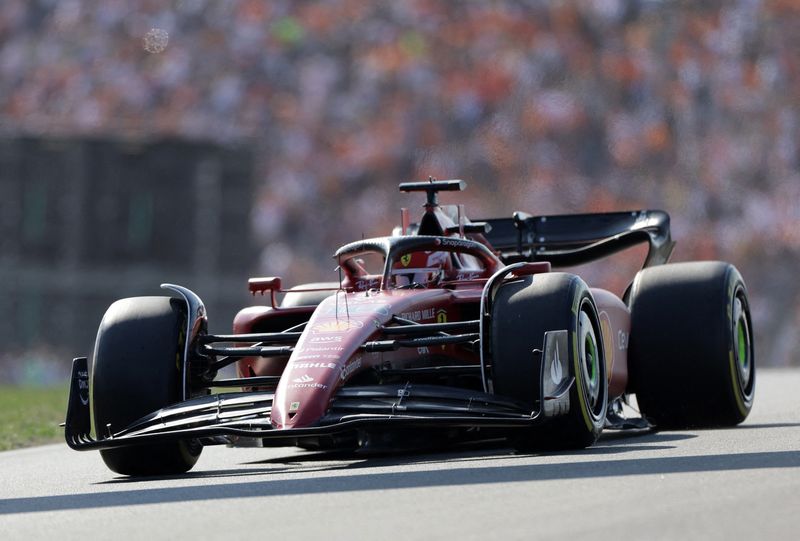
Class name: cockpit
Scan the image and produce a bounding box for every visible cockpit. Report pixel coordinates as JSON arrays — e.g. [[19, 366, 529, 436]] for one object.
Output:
[[330, 179, 502, 291], [335, 235, 501, 291]]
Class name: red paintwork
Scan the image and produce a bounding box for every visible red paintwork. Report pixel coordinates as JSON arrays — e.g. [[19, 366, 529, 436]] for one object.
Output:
[[234, 305, 311, 381], [591, 288, 630, 398], [233, 199, 633, 431], [272, 289, 454, 428]]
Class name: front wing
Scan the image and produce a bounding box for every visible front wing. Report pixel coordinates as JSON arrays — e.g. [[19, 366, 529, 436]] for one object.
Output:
[[64, 357, 574, 452]]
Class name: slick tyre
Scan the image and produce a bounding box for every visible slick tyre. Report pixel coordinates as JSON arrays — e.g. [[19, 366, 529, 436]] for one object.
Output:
[[91, 297, 202, 476], [491, 273, 608, 450], [628, 262, 755, 428]]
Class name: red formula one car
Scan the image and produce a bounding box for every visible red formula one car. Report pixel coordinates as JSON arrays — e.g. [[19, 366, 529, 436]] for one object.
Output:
[[65, 180, 755, 476]]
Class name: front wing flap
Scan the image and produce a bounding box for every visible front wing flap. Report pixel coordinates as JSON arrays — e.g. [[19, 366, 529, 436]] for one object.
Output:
[[65, 348, 569, 452]]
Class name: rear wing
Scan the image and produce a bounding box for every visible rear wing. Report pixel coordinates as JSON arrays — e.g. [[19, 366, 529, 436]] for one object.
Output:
[[480, 210, 675, 269]]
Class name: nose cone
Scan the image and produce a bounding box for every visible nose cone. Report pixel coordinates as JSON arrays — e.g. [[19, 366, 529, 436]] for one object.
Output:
[[269, 293, 382, 429], [271, 368, 339, 429], [269, 289, 449, 429]]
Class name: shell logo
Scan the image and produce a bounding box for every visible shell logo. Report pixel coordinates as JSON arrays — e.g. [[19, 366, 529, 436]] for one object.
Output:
[[311, 320, 364, 334]]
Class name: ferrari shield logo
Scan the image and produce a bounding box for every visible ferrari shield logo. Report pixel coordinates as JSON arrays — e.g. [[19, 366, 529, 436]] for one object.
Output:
[[400, 253, 412, 267]]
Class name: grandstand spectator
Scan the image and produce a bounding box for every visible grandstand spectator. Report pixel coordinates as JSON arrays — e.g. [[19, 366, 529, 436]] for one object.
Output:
[[0, 0, 797, 364]]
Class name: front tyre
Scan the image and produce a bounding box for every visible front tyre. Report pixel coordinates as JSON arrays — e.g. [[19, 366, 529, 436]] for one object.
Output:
[[628, 262, 755, 428], [91, 297, 202, 476], [491, 273, 608, 450]]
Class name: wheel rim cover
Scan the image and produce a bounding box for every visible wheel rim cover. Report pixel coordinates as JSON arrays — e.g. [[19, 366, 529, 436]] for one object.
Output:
[[733, 294, 752, 390], [578, 310, 601, 407]]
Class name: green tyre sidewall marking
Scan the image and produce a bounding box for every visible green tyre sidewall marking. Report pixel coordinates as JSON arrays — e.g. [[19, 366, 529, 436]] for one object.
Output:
[[571, 282, 606, 433], [737, 324, 746, 369], [727, 267, 754, 417]]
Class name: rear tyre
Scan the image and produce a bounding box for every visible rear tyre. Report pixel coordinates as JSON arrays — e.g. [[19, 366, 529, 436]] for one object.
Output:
[[491, 273, 608, 450], [628, 262, 755, 428], [92, 296, 202, 476]]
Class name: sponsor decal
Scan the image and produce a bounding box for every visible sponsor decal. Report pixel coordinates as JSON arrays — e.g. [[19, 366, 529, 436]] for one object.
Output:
[[400, 308, 436, 322], [289, 383, 328, 390], [355, 278, 381, 290], [77, 370, 89, 405], [309, 335, 343, 343], [417, 346, 430, 355], [289, 373, 329, 390], [292, 362, 337, 370], [295, 345, 345, 354], [292, 353, 341, 361], [455, 271, 482, 280], [289, 401, 300, 412], [311, 320, 364, 334], [599, 311, 615, 370], [340, 357, 362, 381], [436, 309, 448, 323], [400, 253, 412, 267], [617, 330, 629, 351], [438, 238, 473, 249]]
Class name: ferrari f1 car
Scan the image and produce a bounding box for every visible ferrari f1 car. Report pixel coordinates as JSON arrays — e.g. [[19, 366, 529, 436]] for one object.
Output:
[[64, 179, 755, 476]]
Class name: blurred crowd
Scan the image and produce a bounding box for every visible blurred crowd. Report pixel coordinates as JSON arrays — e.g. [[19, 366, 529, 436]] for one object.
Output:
[[1, 0, 799, 365]]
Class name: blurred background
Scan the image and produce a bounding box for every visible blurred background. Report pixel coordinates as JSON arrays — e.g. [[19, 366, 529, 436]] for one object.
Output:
[[0, 0, 798, 385]]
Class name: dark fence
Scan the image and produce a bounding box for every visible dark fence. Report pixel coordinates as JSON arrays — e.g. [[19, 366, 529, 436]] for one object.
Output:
[[0, 136, 256, 365]]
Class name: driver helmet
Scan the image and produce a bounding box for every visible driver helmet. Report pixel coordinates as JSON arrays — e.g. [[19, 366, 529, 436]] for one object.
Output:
[[392, 250, 451, 287]]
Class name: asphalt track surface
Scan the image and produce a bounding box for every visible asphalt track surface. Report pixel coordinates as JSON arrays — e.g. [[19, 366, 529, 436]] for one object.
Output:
[[1, 369, 798, 540]]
